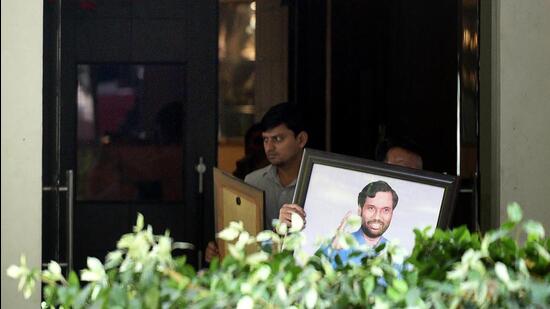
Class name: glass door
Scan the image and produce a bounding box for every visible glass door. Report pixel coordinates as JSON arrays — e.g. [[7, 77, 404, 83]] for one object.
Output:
[[42, 0, 217, 272]]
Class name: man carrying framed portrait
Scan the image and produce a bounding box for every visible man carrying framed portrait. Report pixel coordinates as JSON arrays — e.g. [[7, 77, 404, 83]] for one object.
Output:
[[289, 148, 458, 260]]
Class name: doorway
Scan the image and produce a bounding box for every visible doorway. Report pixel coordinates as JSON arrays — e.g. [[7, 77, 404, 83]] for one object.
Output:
[[42, 0, 217, 271]]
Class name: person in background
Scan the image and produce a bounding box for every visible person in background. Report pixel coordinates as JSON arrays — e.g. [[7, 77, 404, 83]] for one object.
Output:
[[205, 102, 308, 262], [232, 122, 269, 179], [375, 136, 423, 170]]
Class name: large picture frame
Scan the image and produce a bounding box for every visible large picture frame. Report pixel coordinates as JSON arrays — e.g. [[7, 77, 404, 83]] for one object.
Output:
[[213, 167, 264, 258], [293, 148, 459, 255]]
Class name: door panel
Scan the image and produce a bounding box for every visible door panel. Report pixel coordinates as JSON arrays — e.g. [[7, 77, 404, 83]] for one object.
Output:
[[74, 203, 132, 270], [43, 0, 217, 271]]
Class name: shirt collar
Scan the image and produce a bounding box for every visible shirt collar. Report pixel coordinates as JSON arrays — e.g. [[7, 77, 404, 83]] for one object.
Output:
[[265, 164, 297, 188], [352, 229, 387, 247], [264, 164, 277, 178], [352, 229, 367, 245]]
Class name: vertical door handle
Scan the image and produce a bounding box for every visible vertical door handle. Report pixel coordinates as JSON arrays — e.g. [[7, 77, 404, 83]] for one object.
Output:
[[42, 169, 74, 273], [194, 157, 207, 268], [65, 169, 74, 272], [195, 156, 206, 194]]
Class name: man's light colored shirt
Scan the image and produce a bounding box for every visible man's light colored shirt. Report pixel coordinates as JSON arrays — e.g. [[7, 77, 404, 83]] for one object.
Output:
[[244, 164, 296, 230]]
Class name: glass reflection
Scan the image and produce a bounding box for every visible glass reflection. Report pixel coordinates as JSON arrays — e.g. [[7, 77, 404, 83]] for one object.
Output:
[[76, 64, 185, 201], [218, 0, 256, 139], [218, 0, 257, 174], [459, 0, 480, 179]]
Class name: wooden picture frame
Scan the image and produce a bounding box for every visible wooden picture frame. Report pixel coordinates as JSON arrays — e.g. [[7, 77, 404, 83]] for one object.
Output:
[[213, 167, 264, 258], [293, 148, 459, 255]]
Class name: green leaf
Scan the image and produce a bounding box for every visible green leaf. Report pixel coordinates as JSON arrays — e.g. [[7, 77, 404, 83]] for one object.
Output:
[[346, 214, 362, 231], [370, 266, 383, 277], [22, 277, 36, 299], [134, 213, 145, 232], [481, 230, 509, 256], [217, 226, 240, 241], [68, 271, 80, 288], [88, 257, 104, 272], [256, 230, 275, 242], [289, 212, 304, 233], [320, 256, 335, 279], [56, 286, 70, 304], [89, 297, 105, 309], [227, 244, 245, 260], [276, 222, 288, 236], [304, 288, 318, 309], [6, 265, 23, 278], [523, 220, 545, 239], [276, 281, 288, 302], [139, 262, 156, 288], [507, 202, 522, 223], [500, 221, 516, 231], [73, 284, 93, 309], [392, 279, 408, 294], [81, 258, 106, 282], [344, 234, 360, 249], [43, 261, 64, 283], [235, 231, 251, 250], [105, 250, 123, 269], [240, 282, 252, 294], [43, 285, 56, 306], [128, 298, 142, 309], [530, 280, 550, 306], [494, 262, 510, 283], [229, 221, 244, 231], [283, 233, 305, 251], [144, 286, 160, 309], [455, 226, 471, 243], [236, 295, 253, 309], [246, 252, 269, 266], [362, 276, 376, 296], [405, 288, 423, 307], [386, 286, 402, 302], [108, 284, 126, 307], [250, 265, 271, 282], [534, 243, 550, 262]]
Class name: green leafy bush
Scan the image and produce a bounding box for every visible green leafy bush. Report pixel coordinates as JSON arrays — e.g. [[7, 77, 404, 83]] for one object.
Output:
[[7, 203, 550, 308]]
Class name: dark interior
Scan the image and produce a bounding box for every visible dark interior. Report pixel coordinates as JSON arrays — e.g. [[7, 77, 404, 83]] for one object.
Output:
[[42, 0, 479, 270]]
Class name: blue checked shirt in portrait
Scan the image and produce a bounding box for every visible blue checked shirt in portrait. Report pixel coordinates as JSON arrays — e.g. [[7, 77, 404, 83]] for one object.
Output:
[[323, 229, 388, 268]]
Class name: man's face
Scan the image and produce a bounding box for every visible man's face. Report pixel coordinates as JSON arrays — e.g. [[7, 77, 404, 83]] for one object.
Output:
[[359, 191, 394, 239], [385, 147, 423, 170], [262, 124, 305, 167]]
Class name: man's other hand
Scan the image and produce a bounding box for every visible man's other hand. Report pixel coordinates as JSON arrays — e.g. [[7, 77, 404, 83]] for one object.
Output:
[[205, 241, 220, 263]]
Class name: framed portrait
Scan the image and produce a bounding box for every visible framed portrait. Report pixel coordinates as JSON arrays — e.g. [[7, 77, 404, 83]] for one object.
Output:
[[213, 167, 264, 258], [293, 148, 459, 256]]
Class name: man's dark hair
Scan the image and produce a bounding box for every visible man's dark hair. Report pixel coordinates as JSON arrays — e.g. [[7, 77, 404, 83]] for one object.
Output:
[[260, 102, 306, 136], [375, 135, 423, 162], [357, 180, 399, 209]]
